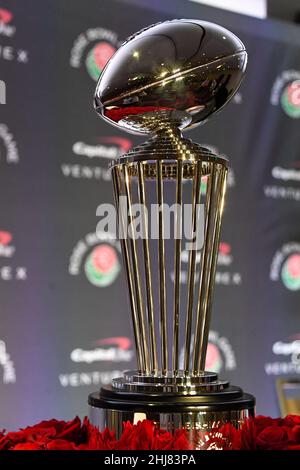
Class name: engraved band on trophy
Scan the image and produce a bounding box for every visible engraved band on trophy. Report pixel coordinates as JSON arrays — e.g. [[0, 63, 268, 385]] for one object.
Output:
[[88, 19, 255, 440]]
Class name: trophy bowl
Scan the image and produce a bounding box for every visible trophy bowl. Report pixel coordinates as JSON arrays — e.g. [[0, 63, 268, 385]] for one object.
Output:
[[89, 19, 255, 445]]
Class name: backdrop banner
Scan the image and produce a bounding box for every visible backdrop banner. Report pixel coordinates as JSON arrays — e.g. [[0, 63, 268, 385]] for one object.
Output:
[[0, 0, 300, 429]]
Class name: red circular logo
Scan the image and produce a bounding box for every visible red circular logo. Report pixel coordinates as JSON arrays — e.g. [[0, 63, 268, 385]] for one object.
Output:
[[91, 244, 117, 273], [0, 8, 13, 24], [287, 254, 300, 279]]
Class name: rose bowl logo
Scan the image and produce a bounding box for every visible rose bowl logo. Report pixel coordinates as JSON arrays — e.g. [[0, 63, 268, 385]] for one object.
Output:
[[85, 42, 116, 81], [281, 254, 300, 291], [205, 342, 223, 373], [69, 231, 121, 287], [0, 230, 27, 281], [271, 71, 300, 118], [0, 8, 15, 37], [270, 243, 300, 291], [0, 230, 14, 257], [205, 330, 236, 373], [281, 80, 300, 118], [70, 27, 121, 81], [84, 244, 120, 287], [179, 330, 236, 373]]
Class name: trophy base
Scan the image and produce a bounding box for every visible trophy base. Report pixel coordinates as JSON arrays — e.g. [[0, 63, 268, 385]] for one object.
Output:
[[88, 371, 255, 439]]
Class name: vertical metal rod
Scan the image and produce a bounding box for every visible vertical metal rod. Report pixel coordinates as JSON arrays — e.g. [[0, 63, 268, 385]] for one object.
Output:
[[192, 163, 221, 372], [112, 166, 144, 372], [137, 162, 158, 372], [172, 159, 183, 374], [184, 161, 202, 372], [192, 164, 215, 372], [123, 164, 149, 373], [198, 167, 227, 371], [157, 160, 168, 374]]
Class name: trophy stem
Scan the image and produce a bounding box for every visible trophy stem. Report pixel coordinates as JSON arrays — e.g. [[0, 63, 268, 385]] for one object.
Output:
[[157, 160, 168, 374], [183, 161, 202, 372], [192, 166, 227, 372], [137, 162, 158, 372], [172, 159, 183, 374], [123, 165, 150, 373], [112, 167, 146, 372]]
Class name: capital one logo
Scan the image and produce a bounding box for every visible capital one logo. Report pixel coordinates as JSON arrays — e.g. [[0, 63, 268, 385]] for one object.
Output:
[[71, 337, 134, 363], [0, 80, 5, 104]]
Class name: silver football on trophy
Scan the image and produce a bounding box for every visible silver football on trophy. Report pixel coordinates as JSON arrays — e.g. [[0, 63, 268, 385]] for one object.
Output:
[[94, 19, 247, 134]]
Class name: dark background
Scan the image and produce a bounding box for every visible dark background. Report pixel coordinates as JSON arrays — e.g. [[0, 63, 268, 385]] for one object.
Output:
[[0, 0, 300, 430]]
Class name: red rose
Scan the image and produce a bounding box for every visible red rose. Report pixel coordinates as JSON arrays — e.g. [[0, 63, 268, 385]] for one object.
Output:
[[283, 415, 300, 428], [13, 442, 43, 450], [46, 439, 76, 450], [256, 426, 291, 450], [231, 419, 257, 450], [254, 415, 283, 431]]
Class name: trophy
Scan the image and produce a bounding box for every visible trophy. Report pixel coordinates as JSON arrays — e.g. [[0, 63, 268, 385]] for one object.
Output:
[[89, 19, 255, 439]]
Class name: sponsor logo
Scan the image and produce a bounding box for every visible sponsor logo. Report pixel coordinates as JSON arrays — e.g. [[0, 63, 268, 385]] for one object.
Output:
[[85, 244, 120, 287], [0, 230, 27, 281], [0, 8, 15, 37], [0, 230, 15, 257], [281, 81, 300, 118], [205, 330, 236, 373], [272, 166, 300, 183], [0, 79, 5, 104], [61, 137, 132, 181], [70, 27, 121, 81], [0, 340, 16, 384], [85, 42, 116, 81], [265, 334, 300, 375], [270, 243, 300, 291], [69, 231, 121, 287], [179, 330, 236, 373], [216, 242, 242, 286], [172, 241, 241, 286], [0, 124, 19, 164], [71, 337, 134, 363], [0, 45, 28, 63], [264, 163, 300, 202], [271, 71, 300, 118], [0, 9, 29, 64], [59, 337, 133, 388], [59, 370, 123, 387]]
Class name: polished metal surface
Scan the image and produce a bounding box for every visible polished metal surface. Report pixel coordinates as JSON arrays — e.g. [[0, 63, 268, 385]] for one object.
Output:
[[111, 370, 229, 394], [94, 19, 247, 134], [89, 405, 254, 445], [111, 146, 227, 376]]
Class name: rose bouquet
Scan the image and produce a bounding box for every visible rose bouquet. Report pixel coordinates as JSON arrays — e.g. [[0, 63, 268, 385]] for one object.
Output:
[[0, 415, 299, 450]]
